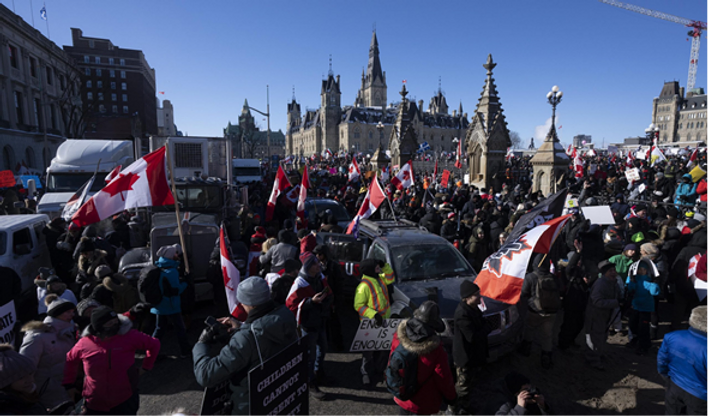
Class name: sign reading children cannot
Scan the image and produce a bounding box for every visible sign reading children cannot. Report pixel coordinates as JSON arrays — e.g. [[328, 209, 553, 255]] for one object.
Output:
[[350, 318, 401, 352], [0, 301, 16, 345]]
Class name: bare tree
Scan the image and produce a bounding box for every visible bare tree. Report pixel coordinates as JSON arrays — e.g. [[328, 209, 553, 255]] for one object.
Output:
[[509, 130, 523, 149], [56, 71, 95, 138]]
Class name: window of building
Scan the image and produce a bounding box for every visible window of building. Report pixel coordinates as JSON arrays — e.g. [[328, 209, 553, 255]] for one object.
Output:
[[110, 82, 116, 90], [121, 83, 127, 90], [86, 80, 92, 88], [33, 98, 41, 128], [84, 55, 90, 63], [87, 92, 93, 101], [112, 105, 118, 113], [89, 39, 95, 48], [99, 105, 106, 113], [49, 104, 56, 129], [120, 71, 126, 79], [29, 58, 37, 77], [96, 69, 102, 77], [368, 131, 373, 139], [8, 45, 18, 69], [109, 58, 114, 65], [111, 93, 117, 101], [354, 128, 360, 139], [122, 94, 127, 101], [3, 146, 15, 171], [98, 93, 104, 101], [25, 147, 35, 168], [110, 70, 115, 78], [123, 106, 129, 114], [680, 123, 682, 129], [94, 56, 100, 64], [97, 81, 103, 89], [85, 68, 91, 76], [14, 91, 24, 124], [120, 59, 125, 66]]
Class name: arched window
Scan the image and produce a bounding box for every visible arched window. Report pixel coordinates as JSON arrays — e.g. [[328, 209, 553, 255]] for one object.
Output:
[[3, 146, 15, 170], [25, 147, 35, 168], [368, 131, 373, 139], [354, 128, 360, 139]]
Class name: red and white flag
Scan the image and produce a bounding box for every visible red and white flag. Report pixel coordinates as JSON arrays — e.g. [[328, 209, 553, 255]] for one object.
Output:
[[285, 259, 330, 326], [265, 165, 292, 222], [71, 147, 174, 227], [573, 152, 584, 178], [475, 215, 571, 304], [626, 149, 635, 165], [296, 167, 310, 228], [104, 165, 122, 183], [566, 144, 573, 157], [220, 224, 247, 321], [390, 160, 414, 190], [348, 158, 361, 182], [687, 147, 699, 168], [62, 175, 96, 222], [433, 159, 438, 179], [454, 139, 463, 169], [346, 173, 386, 237], [505, 147, 514, 162], [688, 253, 707, 301]]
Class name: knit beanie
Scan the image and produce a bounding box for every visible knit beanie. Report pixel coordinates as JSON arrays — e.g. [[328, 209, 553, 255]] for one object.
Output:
[[460, 279, 480, 299], [77, 298, 101, 317], [359, 259, 379, 278], [236, 276, 271, 306], [94, 265, 112, 279], [91, 306, 118, 331], [45, 294, 76, 318], [0, 344, 36, 389], [689, 305, 707, 333]]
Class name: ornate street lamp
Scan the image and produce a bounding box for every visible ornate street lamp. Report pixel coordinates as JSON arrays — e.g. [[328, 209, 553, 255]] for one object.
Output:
[[645, 123, 659, 144], [546, 85, 563, 132]]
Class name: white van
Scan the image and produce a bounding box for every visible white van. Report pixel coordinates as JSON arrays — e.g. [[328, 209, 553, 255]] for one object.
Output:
[[232, 159, 262, 184]]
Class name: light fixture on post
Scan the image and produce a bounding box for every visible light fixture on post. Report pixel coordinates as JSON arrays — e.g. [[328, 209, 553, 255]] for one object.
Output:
[[546, 85, 562, 133], [645, 123, 659, 144]]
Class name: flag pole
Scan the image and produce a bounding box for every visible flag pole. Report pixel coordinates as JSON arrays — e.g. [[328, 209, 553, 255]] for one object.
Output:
[[165, 144, 190, 274]]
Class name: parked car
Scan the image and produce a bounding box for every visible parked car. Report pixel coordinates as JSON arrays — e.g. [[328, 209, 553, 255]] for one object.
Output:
[[318, 219, 522, 360], [305, 198, 351, 230]]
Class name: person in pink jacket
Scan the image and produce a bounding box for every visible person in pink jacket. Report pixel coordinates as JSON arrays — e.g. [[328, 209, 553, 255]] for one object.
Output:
[[62, 306, 160, 415]]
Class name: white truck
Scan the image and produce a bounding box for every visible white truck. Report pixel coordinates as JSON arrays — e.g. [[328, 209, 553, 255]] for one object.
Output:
[[37, 140, 134, 219], [149, 136, 228, 179], [232, 159, 262, 184]]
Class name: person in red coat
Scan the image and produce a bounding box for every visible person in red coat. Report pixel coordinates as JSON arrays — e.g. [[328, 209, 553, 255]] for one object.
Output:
[[389, 301, 456, 415]]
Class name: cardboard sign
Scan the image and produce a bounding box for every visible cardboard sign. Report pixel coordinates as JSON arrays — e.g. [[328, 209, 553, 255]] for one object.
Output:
[[200, 380, 232, 415], [249, 338, 309, 415], [441, 170, 451, 188], [19, 175, 42, 189], [581, 205, 615, 225], [350, 318, 401, 352], [0, 301, 16, 345], [0, 170, 15, 188], [565, 197, 579, 209], [625, 168, 640, 183]]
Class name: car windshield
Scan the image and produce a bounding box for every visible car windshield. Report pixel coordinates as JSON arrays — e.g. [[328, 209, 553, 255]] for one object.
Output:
[[233, 167, 261, 177], [0, 231, 6, 255], [307, 201, 350, 222], [390, 243, 474, 281], [46, 172, 108, 193]]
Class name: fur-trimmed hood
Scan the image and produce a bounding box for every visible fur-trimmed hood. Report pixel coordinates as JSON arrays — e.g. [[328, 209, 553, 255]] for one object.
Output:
[[397, 319, 440, 356], [102, 273, 129, 293], [81, 313, 131, 338], [21, 320, 50, 333]]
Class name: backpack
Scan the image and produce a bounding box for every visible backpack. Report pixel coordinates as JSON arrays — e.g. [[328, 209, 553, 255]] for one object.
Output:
[[532, 272, 562, 314], [138, 265, 167, 305], [385, 343, 419, 401]]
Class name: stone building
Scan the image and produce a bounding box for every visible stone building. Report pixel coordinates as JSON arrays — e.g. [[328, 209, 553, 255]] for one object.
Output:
[[0, 4, 80, 171], [572, 134, 591, 148], [224, 99, 285, 159], [63, 28, 157, 140], [651, 81, 706, 144], [157, 99, 177, 136], [465, 54, 511, 189], [286, 32, 468, 160]]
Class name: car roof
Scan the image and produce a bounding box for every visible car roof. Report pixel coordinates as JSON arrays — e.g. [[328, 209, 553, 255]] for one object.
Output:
[[359, 220, 449, 247], [0, 214, 49, 231]]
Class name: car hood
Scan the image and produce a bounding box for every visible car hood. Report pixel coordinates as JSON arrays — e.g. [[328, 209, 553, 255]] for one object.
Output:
[[38, 192, 75, 207], [395, 276, 509, 318]]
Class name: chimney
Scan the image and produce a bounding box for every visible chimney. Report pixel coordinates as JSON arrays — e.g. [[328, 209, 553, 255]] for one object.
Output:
[[336, 75, 340, 84]]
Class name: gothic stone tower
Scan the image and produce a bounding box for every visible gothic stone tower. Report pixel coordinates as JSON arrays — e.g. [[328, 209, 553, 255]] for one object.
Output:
[[389, 84, 419, 167], [286, 93, 301, 156], [465, 54, 511, 190], [320, 70, 341, 154], [360, 31, 387, 107]]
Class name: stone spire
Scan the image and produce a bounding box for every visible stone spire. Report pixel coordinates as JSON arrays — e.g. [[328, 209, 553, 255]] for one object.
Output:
[[366, 31, 384, 86], [389, 83, 418, 166], [474, 54, 503, 131], [241, 99, 250, 115]]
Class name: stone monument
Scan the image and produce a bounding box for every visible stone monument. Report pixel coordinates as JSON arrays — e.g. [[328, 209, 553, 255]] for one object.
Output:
[[530, 86, 569, 196]]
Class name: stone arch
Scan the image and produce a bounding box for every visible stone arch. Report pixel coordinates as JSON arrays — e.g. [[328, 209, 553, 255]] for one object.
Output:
[[536, 170, 546, 192], [3, 145, 16, 170], [25, 146, 35, 168]]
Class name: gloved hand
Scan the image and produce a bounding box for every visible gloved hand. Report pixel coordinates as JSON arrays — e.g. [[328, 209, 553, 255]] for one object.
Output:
[[373, 313, 384, 327], [198, 326, 219, 344], [129, 303, 149, 316]]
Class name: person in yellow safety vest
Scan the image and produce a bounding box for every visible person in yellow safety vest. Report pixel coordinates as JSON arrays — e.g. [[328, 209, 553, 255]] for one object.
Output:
[[354, 258, 396, 388]]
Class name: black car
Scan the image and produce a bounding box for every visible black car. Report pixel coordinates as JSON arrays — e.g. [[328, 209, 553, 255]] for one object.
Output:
[[318, 219, 522, 360]]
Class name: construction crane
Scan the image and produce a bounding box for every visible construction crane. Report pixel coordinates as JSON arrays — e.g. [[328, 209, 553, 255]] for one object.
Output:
[[599, 0, 706, 91]]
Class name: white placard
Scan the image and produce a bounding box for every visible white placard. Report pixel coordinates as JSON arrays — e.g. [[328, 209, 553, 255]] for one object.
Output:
[[0, 300, 16, 344], [638, 183, 647, 194], [581, 205, 616, 225], [625, 168, 640, 182], [565, 197, 579, 208], [350, 318, 401, 352]]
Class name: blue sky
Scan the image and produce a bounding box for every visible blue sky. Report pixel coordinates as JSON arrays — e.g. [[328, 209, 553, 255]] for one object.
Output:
[[4, 0, 706, 149]]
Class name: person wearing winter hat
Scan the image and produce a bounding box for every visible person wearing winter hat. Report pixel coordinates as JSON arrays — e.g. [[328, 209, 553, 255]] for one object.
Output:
[[63, 306, 159, 414], [389, 301, 457, 415], [18, 294, 76, 408], [0, 344, 47, 415], [36, 273, 77, 316], [658, 305, 707, 415], [150, 244, 190, 358], [193, 277, 298, 415], [96, 265, 140, 314], [488, 371, 551, 415], [452, 280, 491, 414]]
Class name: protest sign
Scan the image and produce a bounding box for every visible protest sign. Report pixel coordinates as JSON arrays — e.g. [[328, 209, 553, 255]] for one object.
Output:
[[441, 170, 451, 188], [350, 318, 401, 352], [19, 175, 42, 189], [249, 337, 309, 415], [581, 206, 615, 225], [200, 380, 232, 415], [625, 168, 640, 183], [0, 300, 16, 345], [0, 170, 15, 188]]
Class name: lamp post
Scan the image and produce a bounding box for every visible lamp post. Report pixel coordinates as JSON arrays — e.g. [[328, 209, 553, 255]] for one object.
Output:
[[645, 123, 659, 144], [376, 121, 384, 148], [452, 137, 459, 179], [248, 85, 271, 159], [546, 85, 563, 132]]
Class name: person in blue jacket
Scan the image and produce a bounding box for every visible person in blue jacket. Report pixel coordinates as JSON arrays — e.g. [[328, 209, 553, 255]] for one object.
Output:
[[674, 174, 698, 206], [658, 305, 707, 415], [626, 259, 660, 355], [151, 244, 190, 358]]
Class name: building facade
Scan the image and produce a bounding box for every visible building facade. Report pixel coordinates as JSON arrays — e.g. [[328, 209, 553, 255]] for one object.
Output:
[[157, 98, 177, 136], [572, 134, 591, 148], [651, 81, 706, 144], [63, 28, 157, 140], [224, 99, 285, 159], [0, 4, 80, 171], [286, 32, 468, 160]]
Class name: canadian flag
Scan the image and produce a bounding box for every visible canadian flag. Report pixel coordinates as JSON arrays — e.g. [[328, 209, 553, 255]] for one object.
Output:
[[265, 165, 292, 222], [687, 147, 699, 168], [626, 149, 635, 165], [574, 152, 584, 178], [72, 147, 174, 227], [220, 224, 247, 321], [505, 147, 514, 162], [346, 173, 386, 237], [566, 144, 573, 157], [390, 160, 414, 190], [348, 158, 361, 182], [475, 215, 571, 304], [296, 167, 310, 228], [105, 165, 122, 183], [455, 138, 463, 169]]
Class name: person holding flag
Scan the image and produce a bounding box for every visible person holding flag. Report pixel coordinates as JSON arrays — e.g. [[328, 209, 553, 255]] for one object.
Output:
[[348, 157, 361, 183], [390, 160, 414, 190], [265, 165, 292, 223], [346, 173, 386, 237]]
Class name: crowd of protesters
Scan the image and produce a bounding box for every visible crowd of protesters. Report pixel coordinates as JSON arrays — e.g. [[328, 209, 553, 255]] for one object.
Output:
[[0, 146, 706, 415]]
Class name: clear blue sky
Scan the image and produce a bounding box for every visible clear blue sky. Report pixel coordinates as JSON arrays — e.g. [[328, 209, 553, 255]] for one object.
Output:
[[4, 0, 706, 149]]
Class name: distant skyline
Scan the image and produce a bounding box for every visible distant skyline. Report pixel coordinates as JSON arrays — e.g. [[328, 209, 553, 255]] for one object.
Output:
[[2, 0, 706, 149]]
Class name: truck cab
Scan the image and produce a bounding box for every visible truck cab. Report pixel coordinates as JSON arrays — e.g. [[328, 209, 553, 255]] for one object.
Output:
[[232, 159, 262, 184]]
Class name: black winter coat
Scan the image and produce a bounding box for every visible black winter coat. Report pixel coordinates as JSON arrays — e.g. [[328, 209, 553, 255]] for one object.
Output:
[[452, 301, 491, 369]]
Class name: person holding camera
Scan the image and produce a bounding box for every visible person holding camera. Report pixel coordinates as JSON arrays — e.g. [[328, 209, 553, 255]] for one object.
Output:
[[491, 372, 551, 415], [150, 245, 190, 358], [193, 276, 298, 415]]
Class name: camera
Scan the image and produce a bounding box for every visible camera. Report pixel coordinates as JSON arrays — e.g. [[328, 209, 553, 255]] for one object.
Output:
[[524, 386, 540, 396]]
